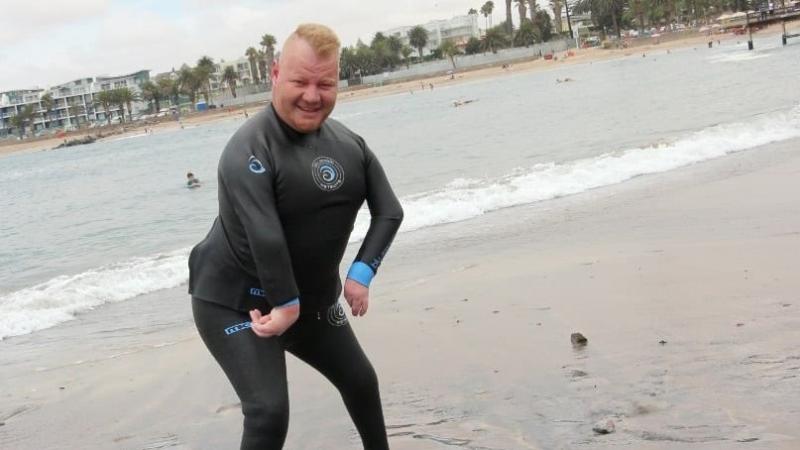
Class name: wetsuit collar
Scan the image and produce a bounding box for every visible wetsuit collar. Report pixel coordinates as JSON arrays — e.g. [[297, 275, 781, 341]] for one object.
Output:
[[268, 103, 322, 142]]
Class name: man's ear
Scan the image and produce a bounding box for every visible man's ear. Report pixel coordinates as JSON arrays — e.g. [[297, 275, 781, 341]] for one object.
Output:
[[270, 60, 279, 84]]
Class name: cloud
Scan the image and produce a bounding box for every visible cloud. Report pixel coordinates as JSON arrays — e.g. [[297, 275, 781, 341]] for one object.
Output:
[[1, 0, 499, 91], [0, 0, 110, 44]]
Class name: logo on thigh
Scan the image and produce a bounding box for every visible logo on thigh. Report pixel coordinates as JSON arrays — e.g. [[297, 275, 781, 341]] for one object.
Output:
[[327, 302, 348, 327]]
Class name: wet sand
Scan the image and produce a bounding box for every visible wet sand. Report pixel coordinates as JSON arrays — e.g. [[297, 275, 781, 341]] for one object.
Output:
[[2, 131, 798, 448]]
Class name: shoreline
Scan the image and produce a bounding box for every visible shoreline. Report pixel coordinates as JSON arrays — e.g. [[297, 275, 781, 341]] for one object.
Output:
[[2, 135, 798, 448], [2, 24, 791, 159]]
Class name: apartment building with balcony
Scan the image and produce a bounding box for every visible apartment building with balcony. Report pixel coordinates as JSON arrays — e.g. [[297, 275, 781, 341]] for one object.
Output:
[[0, 70, 150, 138], [384, 14, 480, 56], [209, 57, 257, 92]]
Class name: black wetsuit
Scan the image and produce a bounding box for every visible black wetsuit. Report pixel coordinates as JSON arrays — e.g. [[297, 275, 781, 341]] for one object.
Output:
[[189, 105, 403, 450]]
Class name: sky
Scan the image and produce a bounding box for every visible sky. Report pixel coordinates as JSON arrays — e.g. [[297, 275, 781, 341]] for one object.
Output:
[[0, 0, 503, 92]]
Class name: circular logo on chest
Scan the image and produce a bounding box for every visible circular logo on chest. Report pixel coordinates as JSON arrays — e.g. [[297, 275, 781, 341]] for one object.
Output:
[[311, 156, 344, 192]]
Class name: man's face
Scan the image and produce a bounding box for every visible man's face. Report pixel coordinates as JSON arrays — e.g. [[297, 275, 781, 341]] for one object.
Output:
[[271, 38, 339, 133]]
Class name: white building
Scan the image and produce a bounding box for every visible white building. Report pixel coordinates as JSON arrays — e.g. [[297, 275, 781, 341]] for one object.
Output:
[[210, 57, 258, 92], [384, 14, 480, 56], [0, 70, 150, 138]]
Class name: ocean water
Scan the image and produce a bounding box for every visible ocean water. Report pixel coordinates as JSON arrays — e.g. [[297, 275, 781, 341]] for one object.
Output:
[[1, 36, 799, 340]]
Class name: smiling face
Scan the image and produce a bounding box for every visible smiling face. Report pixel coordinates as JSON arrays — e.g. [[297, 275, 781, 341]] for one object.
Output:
[[270, 37, 339, 133]]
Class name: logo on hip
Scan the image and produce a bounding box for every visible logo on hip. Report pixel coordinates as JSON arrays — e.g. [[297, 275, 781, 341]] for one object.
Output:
[[249, 156, 266, 174], [327, 302, 349, 327], [311, 156, 344, 191]]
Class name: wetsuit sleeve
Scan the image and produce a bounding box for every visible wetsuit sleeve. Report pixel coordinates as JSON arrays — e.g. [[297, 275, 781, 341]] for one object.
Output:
[[219, 146, 300, 308], [347, 146, 404, 287]]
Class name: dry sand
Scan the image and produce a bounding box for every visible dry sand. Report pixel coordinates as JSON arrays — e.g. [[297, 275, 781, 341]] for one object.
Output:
[[2, 135, 798, 448]]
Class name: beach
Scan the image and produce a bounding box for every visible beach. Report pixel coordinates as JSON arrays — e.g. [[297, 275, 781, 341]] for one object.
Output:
[[2, 27, 800, 449], [2, 132, 799, 449], [0, 26, 777, 159]]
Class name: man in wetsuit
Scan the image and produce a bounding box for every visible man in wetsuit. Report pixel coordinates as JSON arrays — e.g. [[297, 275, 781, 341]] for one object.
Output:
[[188, 24, 403, 450]]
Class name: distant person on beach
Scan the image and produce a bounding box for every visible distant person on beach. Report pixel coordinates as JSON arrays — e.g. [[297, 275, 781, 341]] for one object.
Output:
[[188, 23, 403, 450], [186, 172, 201, 188]]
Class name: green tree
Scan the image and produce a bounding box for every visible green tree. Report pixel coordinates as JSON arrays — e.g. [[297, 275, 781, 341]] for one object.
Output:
[[260, 34, 277, 86], [222, 66, 240, 98], [464, 36, 483, 54], [178, 64, 202, 107], [514, 19, 538, 46], [505, 0, 514, 34], [516, 0, 529, 28], [196, 56, 215, 104], [533, 10, 554, 41], [10, 104, 35, 137], [483, 24, 511, 53], [40, 93, 54, 129], [408, 26, 429, 59], [401, 45, 414, 68], [481, 1, 495, 28], [469, 7, 479, 14], [438, 40, 462, 69], [157, 78, 178, 109], [141, 81, 163, 114], [245, 47, 260, 83], [574, 0, 624, 38], [94, 90, 114, 125], [550, 0, 564, 34], [257, 50, 269, 86], [112, 88, 137, 123]]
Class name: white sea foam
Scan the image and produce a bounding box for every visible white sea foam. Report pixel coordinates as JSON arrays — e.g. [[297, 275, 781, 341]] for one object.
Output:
[[0, 249, 189, 340], [352, 104, 800, 238], [3, 105, 798, 339]]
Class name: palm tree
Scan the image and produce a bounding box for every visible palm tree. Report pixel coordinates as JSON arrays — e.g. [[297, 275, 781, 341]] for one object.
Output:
[[481, 1, 495, 29], [257, 50, 269, 86], [94, 90, 114, 125], [260, 34, 277, 86], [516, 0, 528, 27], [40, 93, 54, 129], [222, 66, 240, 98], [387, 36, 403, 68], [141, 81, 163, 114], [438, 40, 461, 70], [483, 25, 510, 53], [401, 46, 414, 68], [573, 0, 622, 38], [118, 88, 138, 121], [514, 19, 538, 46], [10, 104, 35, 138], [157, 78, 179, 109], [196, 56, 215, 103], [245, 47, 260, 83], [178, 65, 202, 107], [550, 0, 564, 34], [408, 26, 429, 59], [527, 0, 539, 20], [505, 0, 514, 34]]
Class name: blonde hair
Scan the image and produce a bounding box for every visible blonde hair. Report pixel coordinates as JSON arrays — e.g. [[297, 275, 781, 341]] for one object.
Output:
[[286, 23, 340, 58]]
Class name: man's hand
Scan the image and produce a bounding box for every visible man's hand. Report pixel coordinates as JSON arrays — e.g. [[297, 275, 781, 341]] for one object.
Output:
[[344, 279, 369, 317], [249, 303, 300, 338]]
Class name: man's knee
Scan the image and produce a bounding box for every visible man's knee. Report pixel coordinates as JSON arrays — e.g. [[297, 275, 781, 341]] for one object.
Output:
[[241, 398, 289, 437]]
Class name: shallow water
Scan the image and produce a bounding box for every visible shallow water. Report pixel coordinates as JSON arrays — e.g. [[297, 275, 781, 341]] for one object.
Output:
[[1, 34, 799, 339]]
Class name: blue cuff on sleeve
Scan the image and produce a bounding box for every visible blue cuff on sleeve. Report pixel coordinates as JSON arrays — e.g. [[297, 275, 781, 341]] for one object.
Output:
[[347, 261, 375, 287], [274, 298, 300, 309]]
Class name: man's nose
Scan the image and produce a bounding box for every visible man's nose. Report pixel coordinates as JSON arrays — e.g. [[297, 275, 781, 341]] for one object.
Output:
[[301, 86, 321, 103]]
